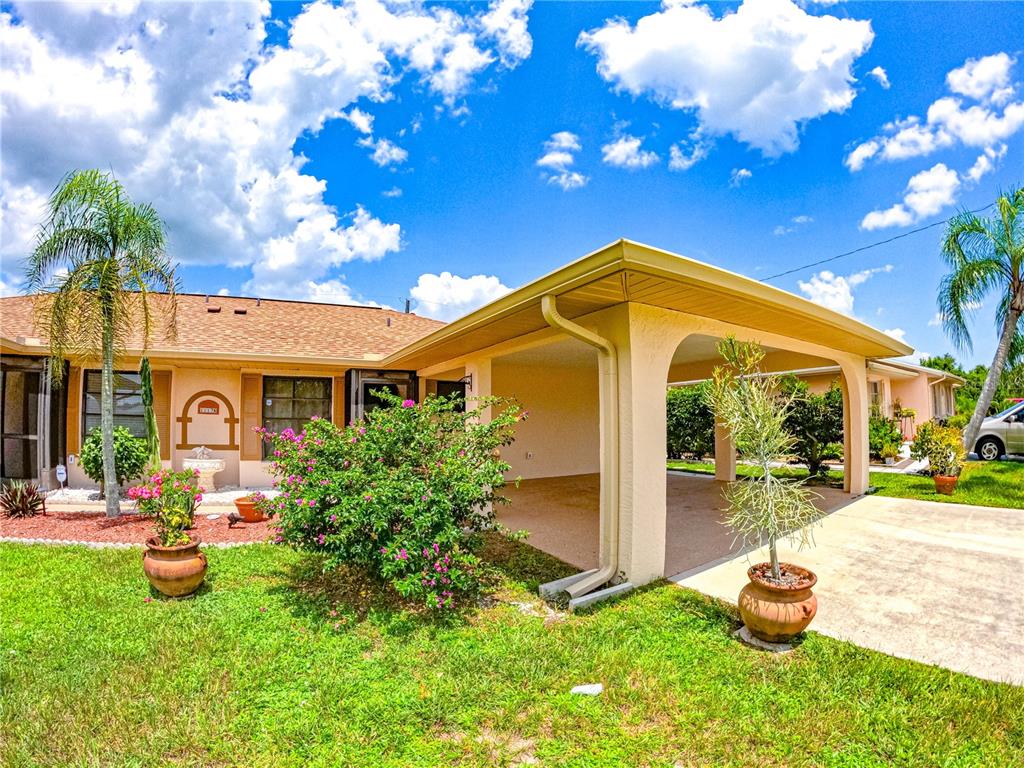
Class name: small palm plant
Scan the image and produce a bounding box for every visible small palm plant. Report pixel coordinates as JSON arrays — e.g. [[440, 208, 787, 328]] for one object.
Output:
[[703, 337, 824, 582], [26, 170, 178, 517]]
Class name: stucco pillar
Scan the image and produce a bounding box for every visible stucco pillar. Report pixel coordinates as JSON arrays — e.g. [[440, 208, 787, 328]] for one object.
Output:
[[464, 358, 492, 422], [714, 422, 736, 481], [590, 303, 676, 587], [839, 358, 870, 495]]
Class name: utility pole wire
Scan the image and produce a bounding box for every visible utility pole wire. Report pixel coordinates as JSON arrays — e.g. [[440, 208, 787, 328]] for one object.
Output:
[[762, 203, 996, 282]]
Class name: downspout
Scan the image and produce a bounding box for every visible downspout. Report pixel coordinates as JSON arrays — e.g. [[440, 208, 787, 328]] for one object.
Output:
[[539, 294, 621, 600]]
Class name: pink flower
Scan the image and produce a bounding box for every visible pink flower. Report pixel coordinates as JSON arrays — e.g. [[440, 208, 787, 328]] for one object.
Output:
[[402, 399, 415, 408], [194, 493, 203, 503], [143, 596, 153, 603]]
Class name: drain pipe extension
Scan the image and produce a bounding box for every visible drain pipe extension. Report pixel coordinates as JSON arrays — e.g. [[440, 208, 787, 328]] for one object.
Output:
[[540, 294, 619, 599]]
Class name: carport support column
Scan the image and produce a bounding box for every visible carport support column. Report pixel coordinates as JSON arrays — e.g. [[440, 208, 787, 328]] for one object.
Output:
[[839, 358, 870, 495], [592, 303, 674, 587], [714, 422, 736, 481]]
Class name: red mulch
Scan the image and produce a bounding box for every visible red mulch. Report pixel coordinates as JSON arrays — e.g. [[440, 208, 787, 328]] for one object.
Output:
[[0, 510, 278, 545]]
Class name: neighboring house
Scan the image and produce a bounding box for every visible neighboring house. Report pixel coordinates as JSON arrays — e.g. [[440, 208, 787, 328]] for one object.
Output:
[[794, 359, 964, 437], [0, 294, 443, 489], [1, 239, 912, 597]]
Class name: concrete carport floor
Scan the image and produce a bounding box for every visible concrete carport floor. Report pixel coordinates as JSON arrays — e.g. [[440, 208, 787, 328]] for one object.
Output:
[[497, 471, 852, 576], [674, 494, 1024, 686]]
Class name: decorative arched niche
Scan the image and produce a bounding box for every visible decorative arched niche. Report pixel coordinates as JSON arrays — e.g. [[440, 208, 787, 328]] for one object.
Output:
[[175, 390, 239, 451]]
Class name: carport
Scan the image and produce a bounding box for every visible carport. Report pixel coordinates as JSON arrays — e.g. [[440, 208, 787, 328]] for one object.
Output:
[[384, 239, 911, 605]]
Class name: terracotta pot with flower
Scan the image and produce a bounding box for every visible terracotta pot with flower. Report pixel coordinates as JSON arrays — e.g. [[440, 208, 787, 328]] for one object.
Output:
[[129, 469, 207, 597], [911, 421, 966, 495]]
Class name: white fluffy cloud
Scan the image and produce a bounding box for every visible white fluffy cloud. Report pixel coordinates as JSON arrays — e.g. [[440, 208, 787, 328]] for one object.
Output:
[[846, 53, 1022, 172], [860, 163, 960, 230], [0, 0, 533, 300], [868, 66, 890, 89], [536, 131, 587, 190], [410, 271, 511, 321], [947, 52, 1016, 105], [773, 214, 813, 236], [579, 0, 873, 161], [668, 133, 710, 171], [797, 264, 892, 315], [601, 134, 659, 169], [729, 168, 752, 187], [358, 136, 409, 167]]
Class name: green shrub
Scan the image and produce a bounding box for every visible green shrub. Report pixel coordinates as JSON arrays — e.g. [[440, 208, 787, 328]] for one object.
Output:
[[911, 421, 966, 477], [666, 383, 715, 459], [868, 412, 903, 460], [80, 426, 148, 487], [779, 376, 844, 477], [260, 390, 523, 609], [0, 481, 45, 518]]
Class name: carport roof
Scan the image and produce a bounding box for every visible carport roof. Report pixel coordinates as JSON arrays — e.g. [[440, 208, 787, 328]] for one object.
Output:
[[384, 239, 914, 371]]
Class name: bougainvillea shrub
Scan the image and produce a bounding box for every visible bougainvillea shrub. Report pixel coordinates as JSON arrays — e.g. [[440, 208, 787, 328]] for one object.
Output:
[[259, 390, 523, 608]]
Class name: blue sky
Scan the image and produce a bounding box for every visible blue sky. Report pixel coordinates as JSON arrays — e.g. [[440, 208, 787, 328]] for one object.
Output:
[[1, 1, 1022, 366]]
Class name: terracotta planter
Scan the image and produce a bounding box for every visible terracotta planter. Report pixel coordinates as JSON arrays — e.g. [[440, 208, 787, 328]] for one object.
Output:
[[738, 563, 817, 643], [934, 474, 958, 495], [234, 496, 265, 522], [143, 536, 207, 597]]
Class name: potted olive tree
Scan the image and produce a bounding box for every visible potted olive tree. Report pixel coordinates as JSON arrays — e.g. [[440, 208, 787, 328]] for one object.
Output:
[[911, 421, 966, 495], [705, 337, 826, 644]]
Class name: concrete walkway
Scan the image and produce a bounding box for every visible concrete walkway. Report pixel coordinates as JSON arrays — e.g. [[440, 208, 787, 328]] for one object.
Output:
[[672, 494, 1024, 686]]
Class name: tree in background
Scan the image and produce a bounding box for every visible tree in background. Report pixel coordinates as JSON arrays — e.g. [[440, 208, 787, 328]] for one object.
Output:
[[778, 376, 844, 478], [938, 187, 1023, 449], [26, 170, 178, 517], [666, 383, 715, 459]]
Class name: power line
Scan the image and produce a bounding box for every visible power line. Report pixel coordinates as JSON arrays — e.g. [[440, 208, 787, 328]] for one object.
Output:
[[761, 202, 996, 282]]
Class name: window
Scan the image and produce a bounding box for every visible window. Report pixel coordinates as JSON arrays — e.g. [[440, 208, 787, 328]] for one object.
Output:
[[869, 381, 882, 407], [262, 376, 332, 457], [83, 370, 145, 439]]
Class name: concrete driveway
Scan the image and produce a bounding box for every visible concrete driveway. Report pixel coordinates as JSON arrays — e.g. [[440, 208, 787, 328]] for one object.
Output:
[[673, 494, 1024, 686]]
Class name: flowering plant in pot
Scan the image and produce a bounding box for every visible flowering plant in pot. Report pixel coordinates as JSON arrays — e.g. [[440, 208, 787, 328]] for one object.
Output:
[[910, 421, 965, 495], [129, 469, 207, 597], [704, 337, 826, 644]]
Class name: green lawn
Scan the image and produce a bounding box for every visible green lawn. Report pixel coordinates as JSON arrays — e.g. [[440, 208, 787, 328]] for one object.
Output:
[[667, 458, 1024, 509], [2, 541, 1022, 767]]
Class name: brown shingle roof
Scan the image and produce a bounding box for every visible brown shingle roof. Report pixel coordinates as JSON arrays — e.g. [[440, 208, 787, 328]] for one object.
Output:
[[0, 293, 444, 362]]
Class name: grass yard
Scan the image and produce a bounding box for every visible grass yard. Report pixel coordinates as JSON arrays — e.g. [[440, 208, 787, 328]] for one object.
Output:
[[2, 540, 1022, 767], [667, 458, 1024, 509]]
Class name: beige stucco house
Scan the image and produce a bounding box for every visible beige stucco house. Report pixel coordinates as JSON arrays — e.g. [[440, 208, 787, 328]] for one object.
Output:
[[795, 359, 964, 437], [1, 239, 912, 602]]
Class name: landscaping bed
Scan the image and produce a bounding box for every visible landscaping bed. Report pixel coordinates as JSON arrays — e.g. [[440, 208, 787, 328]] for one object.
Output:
[[2, 540, 1022, 767], [0, 509, 276, 545]]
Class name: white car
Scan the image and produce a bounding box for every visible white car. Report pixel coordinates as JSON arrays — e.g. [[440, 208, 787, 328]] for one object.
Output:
[[973, 401, 1024, 460]]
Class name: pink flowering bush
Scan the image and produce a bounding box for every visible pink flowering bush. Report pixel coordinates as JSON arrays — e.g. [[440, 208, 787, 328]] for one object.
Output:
[[259, 389, 523, 609], [127, 469, 204, 546]]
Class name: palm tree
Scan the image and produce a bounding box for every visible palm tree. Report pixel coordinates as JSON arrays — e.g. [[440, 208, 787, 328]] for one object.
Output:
[[26, 170, 178, 517], [939, 187, 1023, 451]]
